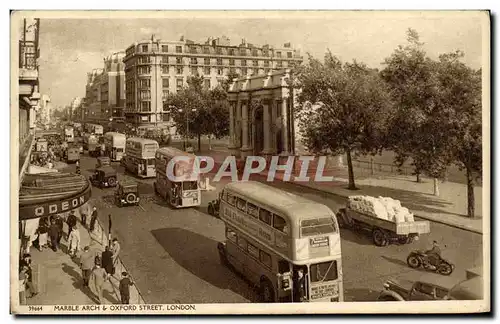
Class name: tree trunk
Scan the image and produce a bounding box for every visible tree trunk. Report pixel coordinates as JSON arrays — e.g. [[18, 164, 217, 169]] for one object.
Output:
[[416, 171, 421, 183], [466, 166, 475, 218], [346, 148, 357, 190], [433, 178, 439, 196], [197, 133, 201, 152], [208, 135, 212, 151]]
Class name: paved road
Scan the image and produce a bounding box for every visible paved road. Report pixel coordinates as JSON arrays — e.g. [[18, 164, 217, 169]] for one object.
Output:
[[72, 154, 483, 303]]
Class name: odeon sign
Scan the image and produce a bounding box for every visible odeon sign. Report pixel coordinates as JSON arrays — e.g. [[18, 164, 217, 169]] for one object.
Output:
[[19, 185, 92, 220]]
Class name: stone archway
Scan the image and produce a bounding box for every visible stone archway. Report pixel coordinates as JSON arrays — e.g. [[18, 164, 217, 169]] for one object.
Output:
[[252, 106, 264, 156]]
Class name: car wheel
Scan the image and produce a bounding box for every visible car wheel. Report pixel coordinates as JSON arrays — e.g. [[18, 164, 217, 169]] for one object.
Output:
[[372, 228, 388, 247], [259, 279, 275, 303]]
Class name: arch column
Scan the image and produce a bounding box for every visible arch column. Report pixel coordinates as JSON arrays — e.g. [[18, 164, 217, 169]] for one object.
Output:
[[261, 98, 274, 157], [240, 98, 252, 159], [281, 97, 290, 155], [228, 100, 239, 156]]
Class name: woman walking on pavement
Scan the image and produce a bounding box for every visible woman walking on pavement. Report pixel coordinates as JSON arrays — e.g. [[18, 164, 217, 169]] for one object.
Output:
[[89, 257, 108, 304], [110, 238, 121, 276], [37, 217, 49, 251], [68, 224, 81, 257]]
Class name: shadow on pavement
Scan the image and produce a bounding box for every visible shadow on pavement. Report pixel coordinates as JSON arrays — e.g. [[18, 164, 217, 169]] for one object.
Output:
[[61, 262, 99, 304], [151, 227, 258, 302], [381, 255, 408, 268], [344, 287, 381, 302]]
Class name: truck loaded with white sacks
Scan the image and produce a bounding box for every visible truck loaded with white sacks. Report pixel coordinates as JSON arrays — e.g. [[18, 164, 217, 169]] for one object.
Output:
[[337, 196, 430, 247]]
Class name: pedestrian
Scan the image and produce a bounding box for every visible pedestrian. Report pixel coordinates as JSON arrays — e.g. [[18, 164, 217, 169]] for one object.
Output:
[[48, 217, 59, 252], [19, 254, 37, 298], [89, 258, 108, 304], [55, 215, 64, 245], [19, 266, 28, 305], [79, 205, 88, 228], [89, 207, 98, 232], [68, 224, 81, 257], [79, 246, 95, 288], [37, 217, 49, 251], [67, 211, 77, 235], [110, 238, 121, 276], [101, 246, 114, 276], [119, 272, 134, 304]]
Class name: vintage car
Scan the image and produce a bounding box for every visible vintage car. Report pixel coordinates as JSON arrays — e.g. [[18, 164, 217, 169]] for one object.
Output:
[[96, 156, 111, 168], [66, 146, 80, 164], [114, 182, 140, 207], [89, 166, 118, 188], [377, 275, 458, 301]]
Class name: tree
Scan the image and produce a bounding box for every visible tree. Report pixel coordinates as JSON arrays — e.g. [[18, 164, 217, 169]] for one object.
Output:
[[166, 76, 230, 151], [294, 52, 393, 190], [381, 29, 454, 195], [435, 51, 482, 217]]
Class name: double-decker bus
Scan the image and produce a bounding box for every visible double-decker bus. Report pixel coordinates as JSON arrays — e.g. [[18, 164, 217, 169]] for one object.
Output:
[[122, 137, 159, 178], [86, 123, 104, 136], [103, 132, 126, 161], [153, 147, 201, 208], [217, 181, 343, 303]]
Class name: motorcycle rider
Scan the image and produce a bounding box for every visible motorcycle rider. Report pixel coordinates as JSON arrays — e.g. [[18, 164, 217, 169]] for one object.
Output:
[[425, 240, 441, 270]]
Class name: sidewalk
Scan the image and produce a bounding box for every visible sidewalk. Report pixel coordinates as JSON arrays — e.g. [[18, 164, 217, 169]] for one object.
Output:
[[27, 208, 145, 305], [200, 152, 484, 234]]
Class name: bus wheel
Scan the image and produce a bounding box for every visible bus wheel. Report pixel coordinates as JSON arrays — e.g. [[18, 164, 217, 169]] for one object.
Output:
[[259, 279, 275, 303], [372, 228, 388, 247]]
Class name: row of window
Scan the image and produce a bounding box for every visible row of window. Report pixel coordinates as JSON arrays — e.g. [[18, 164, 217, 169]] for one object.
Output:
[[222, 191, 289, 234], [226, 228, 272, 269], [134, 57, 286, 68], [135, 43, 295, 59], [135, 65, 276, 77]]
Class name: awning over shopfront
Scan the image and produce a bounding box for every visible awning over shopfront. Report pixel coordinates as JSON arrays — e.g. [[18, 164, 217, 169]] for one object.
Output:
[[19, 172, 92, 221]]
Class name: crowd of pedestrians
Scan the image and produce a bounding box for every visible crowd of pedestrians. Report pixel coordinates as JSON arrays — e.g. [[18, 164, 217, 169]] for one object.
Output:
[[20, 204, 134, 305]]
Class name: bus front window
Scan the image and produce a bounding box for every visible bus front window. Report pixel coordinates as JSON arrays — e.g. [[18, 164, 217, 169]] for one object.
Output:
[[310, 261, 338, 282], [300, 217, 337, 236], [182, 181, 198, 191]]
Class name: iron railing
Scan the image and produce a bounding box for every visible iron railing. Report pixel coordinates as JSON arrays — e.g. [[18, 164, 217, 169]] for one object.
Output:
[[19, 40, 37, 70]]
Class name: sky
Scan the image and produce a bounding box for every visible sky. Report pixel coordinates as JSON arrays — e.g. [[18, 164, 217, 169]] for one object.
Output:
[[33, 11, 486, 109]]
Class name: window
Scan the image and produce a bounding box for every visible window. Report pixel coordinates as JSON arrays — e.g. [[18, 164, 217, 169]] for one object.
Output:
[[176, 46, 182, 53], [204, 67, 211, 74], [237, 198, 246, 212], [217, 58, 223, 65], [229, 59, 235, 66], [287, 52, 292, 58], [241, 59, 247, 66], [138, 56, 151, 64], [260, 251, 272, 268], [204, 58, 210, 65], [226, 193, 236, 206], [229, 67, 236, 74], [247, 203, 259, 218], [217, 68, 223, 75], [162, 78, 169, 88], [300, 218, 337, 236], [203, 47, 210, 54], [278, 260, 290, 273], [140, 101, 151, 112], [182, 181, 198, 190], [264, 61, 269, 67], [264, 68, 270, 74], [138, 66, 151, 74], [161, 45, 168, 52], [191, 67, 198, 75], [139, 90, 150, 100], [414, 282, 434, 296], [229, 49, 235, 56], [241, 68, 247, 75], [237, 237, 247, 250], [273, 214, 288, 233], [161, 66, 169, 74], [276, 51, 282, 58], [176, 67, 183, 75], [277, 61, 283, 68], [253, 60, 258, 67], [247, 243, 259, 259], [259, 209, 272, 225], [191, 57, 198, 65], [251, 49, 258, 56], [204, 79, 210, 89], [162, 90, 169, 99], [141, 45, 148, 52], [310, 261, 338, 282], [147, 158, 155, 166], [176, 57, 182, 64], [226, 228, 237, 242], [176, 78, 183, 89], [138, 78, 150, 88]]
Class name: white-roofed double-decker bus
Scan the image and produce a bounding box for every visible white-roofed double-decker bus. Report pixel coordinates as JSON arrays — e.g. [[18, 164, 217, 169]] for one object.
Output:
[[217, 181, 343, 303], [122, 137, 159, 178]]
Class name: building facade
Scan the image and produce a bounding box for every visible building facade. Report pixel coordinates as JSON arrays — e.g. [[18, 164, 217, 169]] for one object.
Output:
[[18, 18, 41, 184], [83, 52, 125, 124], [227, 69, 297, 159], [123, 35, 303, 127]]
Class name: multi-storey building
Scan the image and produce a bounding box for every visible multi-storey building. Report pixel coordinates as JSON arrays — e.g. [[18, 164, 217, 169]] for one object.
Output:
[[83, 52, 125, 124], [18, 17, 41, 184], [123, 35, 303, 127], [38, 94, 51, 126]]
